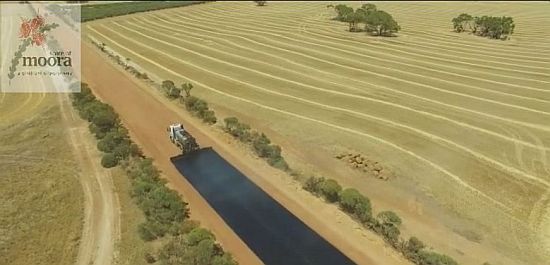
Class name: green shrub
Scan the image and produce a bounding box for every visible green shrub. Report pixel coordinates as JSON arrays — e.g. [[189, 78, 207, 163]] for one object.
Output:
[[417, 250, 458, 265], [304, 176, 325, 194], [339, 188, 372, 222], [267, 155, 289, 171], [319, 179, 342, 202], [200, 109, 217, 124], [101, 153, 119, 168], [186, 228, 215, 246], [378, 211, 402, 226]]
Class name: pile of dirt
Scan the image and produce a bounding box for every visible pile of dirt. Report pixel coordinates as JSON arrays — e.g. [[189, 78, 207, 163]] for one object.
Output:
[[335, 153, 394, 181]]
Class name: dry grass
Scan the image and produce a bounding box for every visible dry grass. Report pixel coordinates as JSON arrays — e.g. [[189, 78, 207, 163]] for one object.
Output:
[[0, 96, 83, 265], [111, 167, 149, 265], [84, 2, 550, 264]]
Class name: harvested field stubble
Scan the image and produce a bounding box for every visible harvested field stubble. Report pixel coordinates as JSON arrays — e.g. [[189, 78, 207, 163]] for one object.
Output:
[[85, 2, 550, 264]]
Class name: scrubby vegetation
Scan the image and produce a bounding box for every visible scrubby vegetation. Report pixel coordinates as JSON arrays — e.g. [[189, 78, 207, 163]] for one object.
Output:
[[223, 117, 289, 171], [331, 3, 400, 36], [452, 13, 515, 39], [254, 1, 266, 6], [161, 80, 218, 125], [302, 176, 458, 265], [81, 1, 206, 22], [91, 40, 150, 80], [70, 82, 236, 264]]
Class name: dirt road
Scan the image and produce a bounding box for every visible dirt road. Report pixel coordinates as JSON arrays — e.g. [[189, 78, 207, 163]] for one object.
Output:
[[56, 90, 121, 265], [81, 40, 413, 264]]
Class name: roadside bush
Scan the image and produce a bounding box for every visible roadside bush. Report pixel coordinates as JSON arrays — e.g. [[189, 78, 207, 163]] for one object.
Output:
[[267, 155, 289, 171], [298, 163, 457, 265], [223, 117, 289, 171], [158, 227, 237, 265], [417, 250, 459, 265], [304, 176, 325, 195], [101, 153, 119, 168], [319, 179, 342, 202], [378, 211, 402, 226], [403, 236, 425, 263], [183, 95, 218, 124], [339, 188, 372, 222], [199, 109, 217, 125]]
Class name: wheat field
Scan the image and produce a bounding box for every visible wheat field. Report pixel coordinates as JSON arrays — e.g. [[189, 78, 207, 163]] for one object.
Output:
[[85, 1, 550, 263]]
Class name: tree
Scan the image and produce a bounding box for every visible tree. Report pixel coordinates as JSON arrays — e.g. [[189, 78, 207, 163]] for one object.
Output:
[[334, 4, 353, 21], [343, 8, 367, 32], [360, 3, 377, 13], [460, 14, 515, 40], [451, 13, 473, 32], [254, 1, 266, 6], [364, 10, 400, 36], [181, 82, 193, 97], [320, 179, 342, 202]]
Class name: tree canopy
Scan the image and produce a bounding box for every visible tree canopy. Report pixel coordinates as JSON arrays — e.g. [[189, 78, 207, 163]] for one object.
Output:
[[331, 4, 400, 36], [452, 13, 515, 39]]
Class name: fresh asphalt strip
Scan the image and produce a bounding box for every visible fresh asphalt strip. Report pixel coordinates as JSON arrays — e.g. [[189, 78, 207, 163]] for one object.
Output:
[[171, 147, 356, 265]]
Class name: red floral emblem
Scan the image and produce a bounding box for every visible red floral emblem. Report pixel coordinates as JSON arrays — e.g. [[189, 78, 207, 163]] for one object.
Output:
[[19, 11, 47, 46]]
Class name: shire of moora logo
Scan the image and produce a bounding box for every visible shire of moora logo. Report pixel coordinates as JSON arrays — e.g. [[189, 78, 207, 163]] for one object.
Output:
[[7, 10, 68, 81]]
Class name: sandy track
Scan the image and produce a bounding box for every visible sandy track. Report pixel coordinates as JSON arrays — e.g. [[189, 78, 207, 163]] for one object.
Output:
[[56, 92, 120, 265]]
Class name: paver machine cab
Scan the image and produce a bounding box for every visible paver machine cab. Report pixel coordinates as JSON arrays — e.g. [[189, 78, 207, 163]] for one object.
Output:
[[167, 123, 199, 155]]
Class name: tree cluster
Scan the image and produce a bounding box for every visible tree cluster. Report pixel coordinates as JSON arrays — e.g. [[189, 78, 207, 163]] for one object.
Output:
[[161, 80, 217, 125], [452, 13, 515, 40], [333, 3, 400, 36], [302, 175, 458, 265], [223, 117, 289, 171], [71, 82, 236, 264], [126, 158, 189, 241], [71, 83, 143, 168], [158, 227, 237, 265]]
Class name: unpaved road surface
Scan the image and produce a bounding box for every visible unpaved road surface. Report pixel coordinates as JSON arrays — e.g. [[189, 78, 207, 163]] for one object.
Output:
[[56, 92, 121, 265]]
